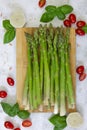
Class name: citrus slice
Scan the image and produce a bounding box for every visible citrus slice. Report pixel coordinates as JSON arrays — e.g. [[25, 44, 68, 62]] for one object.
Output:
[[10, 8, 26, 28], [66, 112, 83, 128]]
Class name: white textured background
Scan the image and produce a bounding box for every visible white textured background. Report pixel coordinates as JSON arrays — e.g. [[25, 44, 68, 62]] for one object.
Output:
[[0, 0, 87, 130]]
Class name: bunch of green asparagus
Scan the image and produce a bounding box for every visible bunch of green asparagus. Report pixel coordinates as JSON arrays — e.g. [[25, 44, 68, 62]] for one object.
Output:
[[22, 24, 75, 116]]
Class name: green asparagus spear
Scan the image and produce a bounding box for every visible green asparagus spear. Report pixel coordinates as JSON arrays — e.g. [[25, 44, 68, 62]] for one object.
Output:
[[39, 27, 44, 109], [58, 28, 66, 116], [32, 53, 38, 109], [29, 33, 41, 109], [33, 30, 41, 106], [47, 24, 55, 106], [22, 67, 29, 107], [65, 28, 75, 108], [39, 25, 50, 107], [24, 33, 33, 110], [53, 29, 59, 114]]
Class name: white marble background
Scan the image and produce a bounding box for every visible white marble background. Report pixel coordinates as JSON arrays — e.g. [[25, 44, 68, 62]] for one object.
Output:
[[0, 0, 87, 130]]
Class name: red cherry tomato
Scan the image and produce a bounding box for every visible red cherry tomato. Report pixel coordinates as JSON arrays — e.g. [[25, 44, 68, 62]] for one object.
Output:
[[7, 77, 14, 86], [69, 13, 76, 23], [75, 28, 85, 36], [79, 73, 86, 81], [76, 21, 86, 28], [0, 90, 7, 98], [38, 0, 46, 8], [63, 19, 71, 27], [76, 65, 84, 74], [14, 128, 21, 130], [4, 121, 14, 129], [22, 120, 32, 127]]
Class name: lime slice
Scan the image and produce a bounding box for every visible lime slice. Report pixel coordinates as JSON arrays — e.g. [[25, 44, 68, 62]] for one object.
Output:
[[10, 8, 26, 28], [66, 112, 83, 128]]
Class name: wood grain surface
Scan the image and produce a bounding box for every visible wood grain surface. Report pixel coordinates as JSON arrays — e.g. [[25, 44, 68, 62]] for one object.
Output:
[[16, 27, 76, 113]]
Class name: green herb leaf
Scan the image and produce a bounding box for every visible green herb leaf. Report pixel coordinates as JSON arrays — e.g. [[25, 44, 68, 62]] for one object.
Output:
[[9, 103, 20, 117], [54, 126, 62, 130], [54, 122, 67, 130], [40, 4, 73, 22], [40, 12, 55, 22], [45, 5, 56, 13], [49, 114, 67, 128], [1, 102, 12, 115], [4, 29, 16, 43], [54, 126, 58, 130], [1, 102, 30, 119], [3, 20, 14, 30], [82, 25, 87, 33], [60, 4, 73, 14], [3, 19, 16, 44], [56, 8, 65, 20], [17, 110, 30, 119]]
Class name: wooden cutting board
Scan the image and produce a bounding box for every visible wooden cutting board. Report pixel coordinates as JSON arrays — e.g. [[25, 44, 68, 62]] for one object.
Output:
[[16, 27, 76, 113]]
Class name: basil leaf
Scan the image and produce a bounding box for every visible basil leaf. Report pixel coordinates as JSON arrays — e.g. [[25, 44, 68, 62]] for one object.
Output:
[[54, 122, 67, 129], [9, 103, 20, 117], [40, 12, 55, 22], [4, 29, 16, 43], [1, 102, 12, 115], [54, 126, 63, 130], [82, 25, 87, 33], [45, 5, 56, 13], [3, 20, 14, 30], [54, 126, 59, 130], [54, 126, 62, 130], [49, 114, 67, 127], [56, 8, 65, 20], [1, 102, 30, 119], [17, 110, 30, 119], [60, 4, 73, 14]]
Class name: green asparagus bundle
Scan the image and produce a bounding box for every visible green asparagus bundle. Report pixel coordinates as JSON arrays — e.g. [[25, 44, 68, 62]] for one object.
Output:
[[22, 24, 75, 115]]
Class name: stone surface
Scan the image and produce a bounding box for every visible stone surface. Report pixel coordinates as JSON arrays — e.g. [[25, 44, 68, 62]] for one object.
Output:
[[0, 0, 87, 130]]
